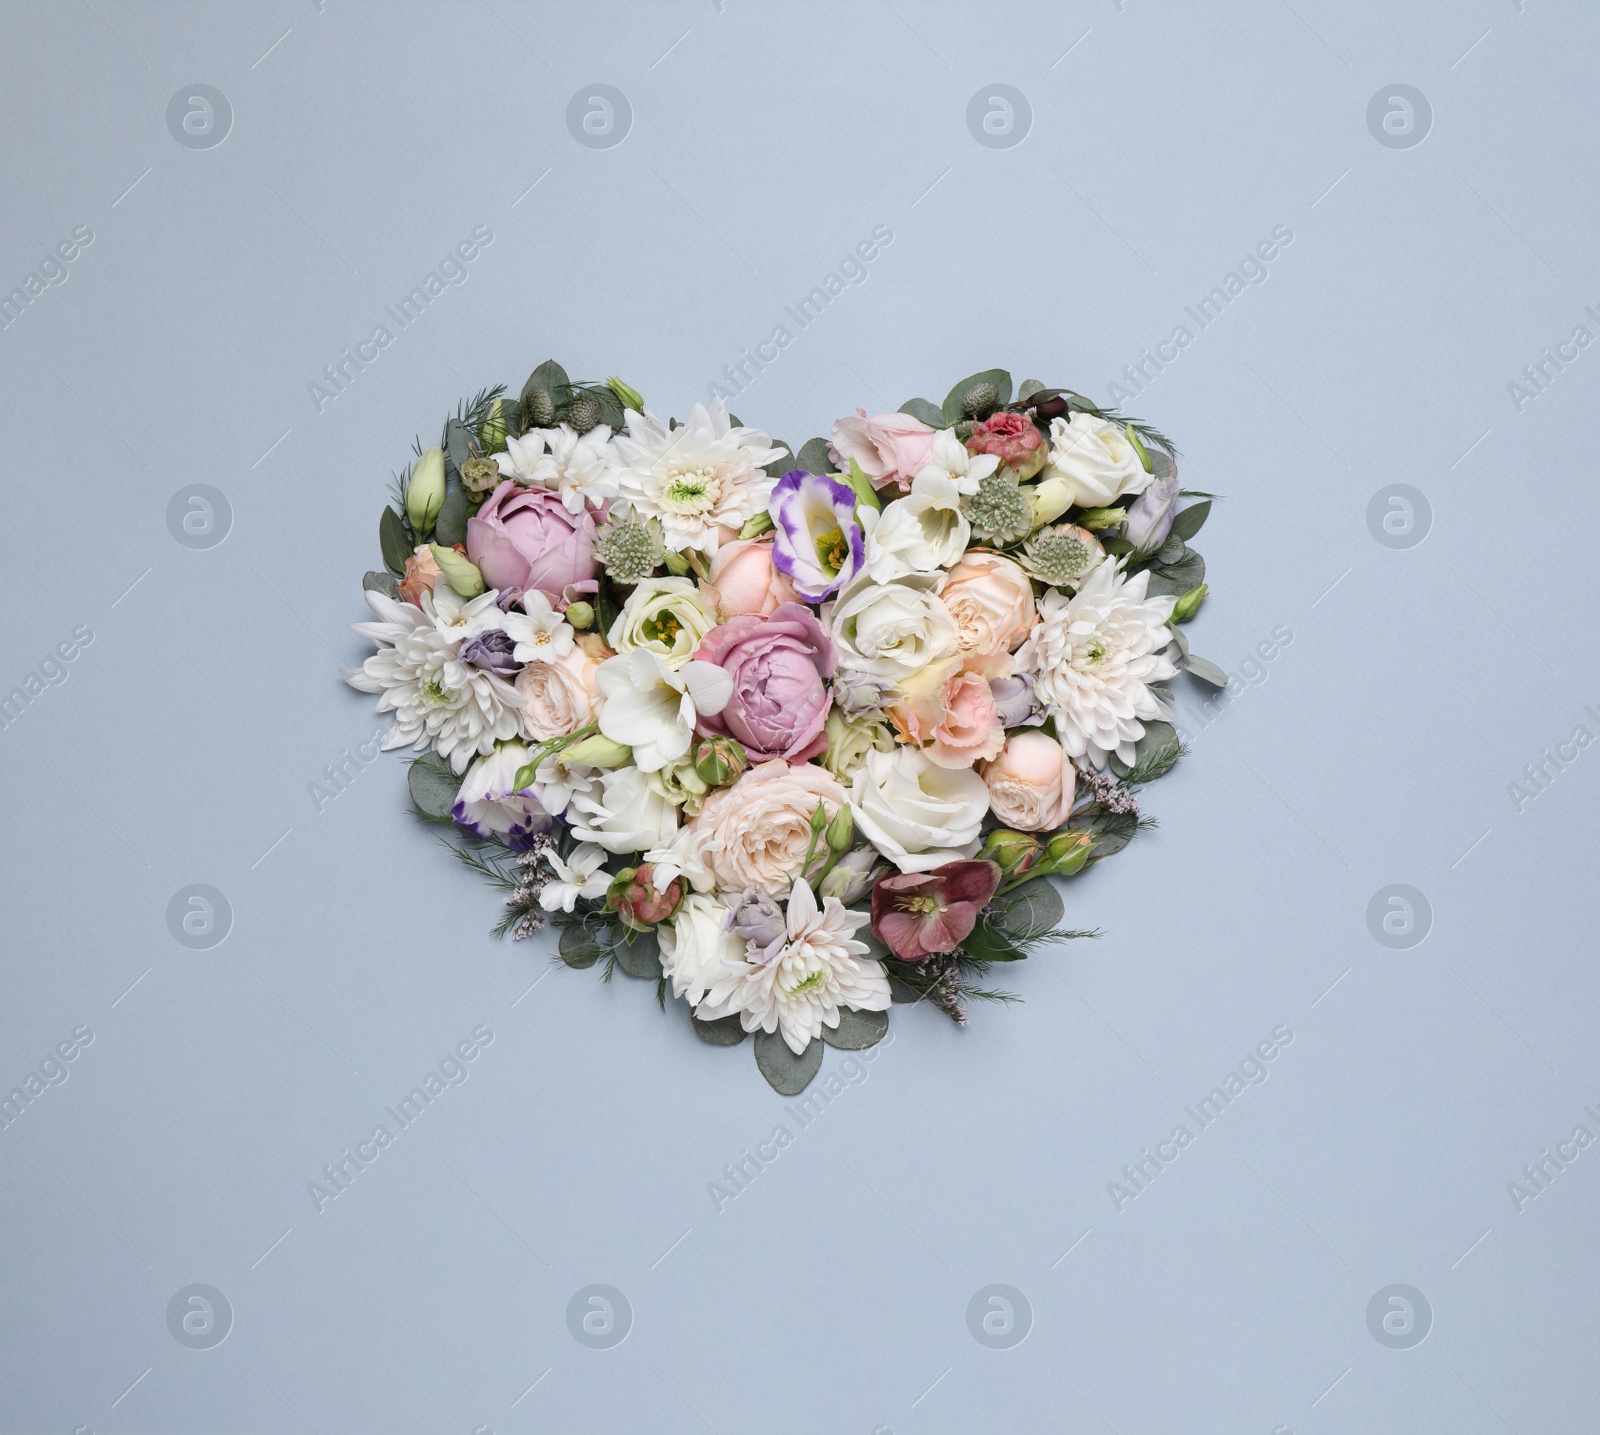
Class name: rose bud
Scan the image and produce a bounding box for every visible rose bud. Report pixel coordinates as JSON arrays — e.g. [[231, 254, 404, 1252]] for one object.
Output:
[[818, 847, 883, 904], [966, 411, 1048, 480], [825, 804, 854, 855], [428, 543, 486, 598], [405, 446, 446, 533], [606, 376, 644, 412], [978, 828, 1041, 881], [1075, 506, 1127, 530], [1041, 830, 1094, 876], [480, 397, 507, 453], [728, 888, 787, 962], [607, 863, 682, 930], [693, 734, 747, 789], [1124, 470, 1180, 556], [565, 600, 595, 630], [561, 733, 632, 768], [1171, 583, 1207, 623]]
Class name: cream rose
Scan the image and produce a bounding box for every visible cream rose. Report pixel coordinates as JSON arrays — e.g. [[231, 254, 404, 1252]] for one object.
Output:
[[1039, 411, 1152, 509], [607, 575, 717, 669], [825, 571, 958, 685], [848, 746, 990, 872], [982, 731, 1075, 831], [659, 893, 746, 1007], [687, 760, 849, 896], [937, 552, 1036, 656], [820, 707, 896, 782], [515, 644, 601, 741], [565, 766, 679, 854]]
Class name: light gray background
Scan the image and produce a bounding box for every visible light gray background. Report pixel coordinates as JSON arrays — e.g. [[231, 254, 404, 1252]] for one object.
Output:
[[2, 1, 1596, 1431]]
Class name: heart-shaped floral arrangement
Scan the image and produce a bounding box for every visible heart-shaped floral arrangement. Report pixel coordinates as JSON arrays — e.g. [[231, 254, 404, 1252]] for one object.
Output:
[[347, 363, 1219, 1093]]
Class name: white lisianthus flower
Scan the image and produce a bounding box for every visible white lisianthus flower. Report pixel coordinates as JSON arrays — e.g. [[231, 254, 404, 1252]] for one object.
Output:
[[696, 879, 890, 1055], [914, 426, 997, 496], [824, 571, 959, 686], [595, 649, 733, 773], [452, 742, 551, 848], [565, 766, 680, 854], [847, 746, 991, 872], [496, 423, 618, 513], [1040, 411, 1152, 508], [607, 576, 717, 669], [658, 892, 746, 1006], [345, 591, 523, 773], [606, 398, 785, 554], [1015, 560, 1178, 768], [499, 588, 574, 665], [861, 470, 971, 581], [538, 843, 611, 912]]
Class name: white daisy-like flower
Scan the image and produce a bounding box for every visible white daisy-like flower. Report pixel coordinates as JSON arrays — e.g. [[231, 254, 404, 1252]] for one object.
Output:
[[594, 649, 733, 773], [913, 426, 998, 497], [539, 843, 612, 912], [606, 398, 785, 554], [499, 588, 574, 665], [496, 424, 619, 513], [1014, 560, 1178, 768], [344, 591, 523, 772], [696, 879, 891, 1055]]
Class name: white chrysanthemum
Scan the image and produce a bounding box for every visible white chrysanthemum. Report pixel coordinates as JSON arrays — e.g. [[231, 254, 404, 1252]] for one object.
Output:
[[607, 398, 784, 554], [345, 591, 523, 773], [497, 423, 619, 513], [1014, 561, 1178, 768], [697, 880, 890, 1055]]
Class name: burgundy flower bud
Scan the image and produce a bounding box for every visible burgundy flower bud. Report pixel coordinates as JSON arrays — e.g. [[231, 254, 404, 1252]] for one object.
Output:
[[606, 863, 682, 930]]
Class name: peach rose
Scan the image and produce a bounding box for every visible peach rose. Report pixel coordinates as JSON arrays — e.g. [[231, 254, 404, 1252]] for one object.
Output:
[[399, 543, 447, 606], [700, 536, 799, 619], [981, 731, 1075, 831], [686, 760, 848, 896], [888, 651, 1008, 769], [515, 644, 602, 741], [937, 552, 1035, 656]]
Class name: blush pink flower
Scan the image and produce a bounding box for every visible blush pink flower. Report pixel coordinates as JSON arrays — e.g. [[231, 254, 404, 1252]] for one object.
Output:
[[966, 410, 1048, 479], [701, 535, 801, 619], [466, 480, 599, 606], [870, 859, 1002, 962], [887, 651, 1009, 769], [829, 410, 938, 495], [693, 603, 836, 763], [981, 731, 1076, 831], [398, 543, 447, 606]]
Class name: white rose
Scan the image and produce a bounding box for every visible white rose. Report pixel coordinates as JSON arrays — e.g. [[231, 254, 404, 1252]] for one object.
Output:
[[1041, 412, 1152, 508], [848, 746, 990, 872], [658, 892, 746, 1008], [861, 471, 971, 581], [820, 707, 896, 782], [606, 575, 717, 669], [824, 571, 958, 685], [565, 766, 680, 854]]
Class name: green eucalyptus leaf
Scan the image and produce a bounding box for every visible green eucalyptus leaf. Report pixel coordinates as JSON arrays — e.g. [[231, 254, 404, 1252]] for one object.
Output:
[[611, 927, 662, 979], [887, 973, 923, 1004], [363, 569, 398, 598], [1017, 379, 1045, 401], [433, 488, 470, 547], [1186, 654, 1229, 687], [407, 753, 459, 820], [692, 1013, 747, 1045], [1145, 547, 1205, 598], [522, 359, 571, 404], [821, 1007, 889, 1050], [959, 916, 1027, 962], [445, 418, 473, 473], [1112, 720, 1182, 782], [989, 879, 1064, 941], [897, 397, 946, 429], [1077, 806, 1139, 861], [754, 1030, 823, 1094], [559, 924, 603, 969], [762, 444, 797, 479], [1170, 499, 1211, 541], [795, 436, 833, 475], [941, 369, 1013, 424], [583, 383, 626, 432], [379, 506, 411, 575]]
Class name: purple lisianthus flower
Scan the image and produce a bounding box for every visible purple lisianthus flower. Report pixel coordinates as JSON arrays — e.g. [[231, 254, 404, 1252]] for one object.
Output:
[[728, 888, 787, 962], [459, 628, 520, 674], [989, 673, 1045, 729], [451, 744, 552, 850], [1124, 470, 1180, 557], [768, 470, 865, 602]]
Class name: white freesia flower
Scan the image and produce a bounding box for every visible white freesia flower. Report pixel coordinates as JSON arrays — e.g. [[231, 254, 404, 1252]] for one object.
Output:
[[425, 585, 507, 644], [644, 824, 714, 894], [607, 576, 717, 669], [862, 470, 971, 581], [595, 649, 732, 773], [345, 590, 523, 773], [496, 423, 618, 513], [1041, 411, 1152, 508], [538, 843, 611, 912], [565, 766, 680, 854], [848, 746, 991, 872], [499, 588, 574, 664], [658, 892, 746, 1006], [607, 398, 784, 554], [825, 571, 959, 686], [696, 879, 890, 1055], [526, 755, 597, 819], [914, 426, 997, 496], [452, 742, 550, 848], [1016, 560, 1178, 768]]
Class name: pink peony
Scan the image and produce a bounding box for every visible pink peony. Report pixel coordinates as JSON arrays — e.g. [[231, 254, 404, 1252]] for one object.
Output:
[[966, 410, 1048, 479], [465, 480, 599, 606], [829, 409, 938, 495], [700, 536, 799, 619], [693, 603, 835, 763], [982, 731, 1076, 831]]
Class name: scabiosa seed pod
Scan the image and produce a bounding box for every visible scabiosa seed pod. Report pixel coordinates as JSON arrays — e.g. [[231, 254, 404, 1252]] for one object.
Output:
[[459, 454, 501, 498], [565, 392, 602, 435], [595, 513, 666, 584], [524, 386, 557, 428], [965, 469, 1031, 545]]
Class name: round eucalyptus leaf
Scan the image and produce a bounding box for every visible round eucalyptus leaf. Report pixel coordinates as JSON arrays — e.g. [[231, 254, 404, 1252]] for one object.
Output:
[[691, 1014, 747, 1046], [407, 755, 459, 820], [821, 1007, 889, 1050], [754, 1030, 823, 1095], [611, 928, 662, 979], [989, 880, 1064, 941]]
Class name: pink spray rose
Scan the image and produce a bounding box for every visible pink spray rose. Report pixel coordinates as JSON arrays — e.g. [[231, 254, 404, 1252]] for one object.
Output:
[[966, 410, 1048, 480], [700, 536, 799, 619], [398, 543, 446, 606], [829, 410, 938, 495], [937, 551, 1036, 656], [982, 731, 1076, 831], [888, 651, 1009, 769], [693, 602, 836, 764], [465, 480, 599, 606]]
